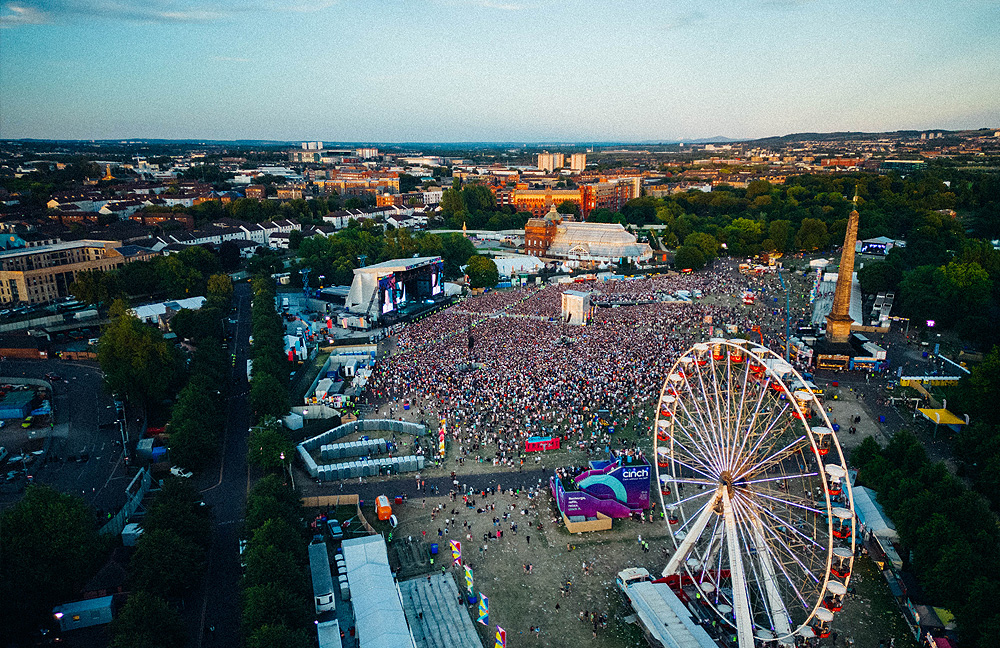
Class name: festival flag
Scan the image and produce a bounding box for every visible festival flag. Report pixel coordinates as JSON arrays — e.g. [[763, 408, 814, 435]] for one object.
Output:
[[450, 540, 462, 566], [439, 419, 447, 457], [477, 593, 489, 625], [464, 565, 474, 595], [494, 626, 506, 648]]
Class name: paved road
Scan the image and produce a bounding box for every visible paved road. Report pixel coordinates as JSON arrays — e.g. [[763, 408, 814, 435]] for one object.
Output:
[[303, 466, 553, 510], [0, 359, 137, 515], [190, 282, 252, 648]]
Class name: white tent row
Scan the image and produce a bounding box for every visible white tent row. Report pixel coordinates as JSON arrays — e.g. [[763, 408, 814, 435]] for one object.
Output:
[[342, 536, 416, 648]]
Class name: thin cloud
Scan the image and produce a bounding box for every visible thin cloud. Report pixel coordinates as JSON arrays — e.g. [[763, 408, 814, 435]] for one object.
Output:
[[434, 0, 530, 10], [0, 3, 50, 26], [213, 55, 251, 62], [0, 0, 338, 26]]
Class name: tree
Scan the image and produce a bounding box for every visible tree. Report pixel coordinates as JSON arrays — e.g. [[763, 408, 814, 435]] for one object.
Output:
[[0, 485, 105, 636], [142, 478, 213, 548], [128, 528, 205, 598], [674, 245, 706, 271], [288, 229, 305, 251], [438, 233, 477, 278], [794, 218, 830, 251], [245, 474, 303, 533], [218, 240, 242, 270], [440, 188, 463, 215], [246, 625, 313, 648], [683, 232, 719, 259], [165, 376, 221, 470], [556, 200, 580, 216], [248, 418, 294, 473], [109, 592, 186, 648], [858, 260, 902, 295], [250, 372, 289, 421], [767, 220, 792, 253], [466, 255, 499, 289], [99, 300, 174, 406], [243, 544, 307, 593], [461, 184, 496, 213], [249, 518, 307, 563], [170, 307, 223, 342], [242, 582, 312, 634], [207, 273, 234, 305]]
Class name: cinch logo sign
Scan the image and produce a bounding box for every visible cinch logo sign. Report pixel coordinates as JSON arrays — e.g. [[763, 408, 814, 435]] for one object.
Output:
[[620, 468, 650, 480]]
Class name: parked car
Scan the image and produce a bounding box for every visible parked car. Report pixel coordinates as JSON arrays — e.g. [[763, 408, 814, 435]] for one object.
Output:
[[327, 518, 344, 540], [170, 466, 193, 478]]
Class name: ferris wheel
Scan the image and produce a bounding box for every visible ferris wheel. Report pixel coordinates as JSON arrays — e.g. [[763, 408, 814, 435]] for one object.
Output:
[[654, 339, 855, 647]]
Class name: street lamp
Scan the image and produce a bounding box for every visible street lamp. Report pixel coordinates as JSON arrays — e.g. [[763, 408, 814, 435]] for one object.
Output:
[[280, 452, 294, 489]]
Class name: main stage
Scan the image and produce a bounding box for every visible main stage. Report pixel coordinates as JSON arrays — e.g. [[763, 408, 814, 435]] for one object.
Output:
[[344, 256, 447, 327]]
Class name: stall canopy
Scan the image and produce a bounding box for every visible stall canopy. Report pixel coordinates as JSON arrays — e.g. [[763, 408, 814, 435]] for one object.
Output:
[[852, 486, 900, 543], [917, 408, 966, 427]]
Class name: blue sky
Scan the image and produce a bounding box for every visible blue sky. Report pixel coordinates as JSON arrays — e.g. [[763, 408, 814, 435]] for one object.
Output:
[[1, 0, 998, 142]]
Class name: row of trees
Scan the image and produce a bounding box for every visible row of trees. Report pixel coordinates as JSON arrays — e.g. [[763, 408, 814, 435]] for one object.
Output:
[[98, 300, 179, 409], [852, 433, 1000, 647], [241, 475, 313, 648], [858, 238, 1000, 348], [72, 246, 232, 308], [249, 276, 291, 421], [109, 477, 213, 648], [165, 276, 233, 470], [294, 221, 477, 286]]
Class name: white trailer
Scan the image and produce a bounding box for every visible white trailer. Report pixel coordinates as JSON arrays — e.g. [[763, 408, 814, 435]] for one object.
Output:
[[616, 568, 718, 648]]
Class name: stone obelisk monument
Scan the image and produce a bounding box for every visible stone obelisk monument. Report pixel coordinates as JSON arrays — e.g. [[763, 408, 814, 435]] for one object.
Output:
[[825, 191, 861, 344]]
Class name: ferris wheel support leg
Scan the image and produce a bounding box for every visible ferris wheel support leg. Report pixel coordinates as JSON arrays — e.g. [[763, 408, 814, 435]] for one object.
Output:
[[723, 490, 756, 648], [752, 517, 793, 638], [662, 490, 722, 578]]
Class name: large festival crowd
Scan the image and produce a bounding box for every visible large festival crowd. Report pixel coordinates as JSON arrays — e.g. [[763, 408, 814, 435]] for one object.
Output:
[[361, 260, 818, 465]]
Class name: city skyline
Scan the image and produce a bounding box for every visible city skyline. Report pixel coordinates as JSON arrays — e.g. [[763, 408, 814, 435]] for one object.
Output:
[[2, 0, 999, 141]]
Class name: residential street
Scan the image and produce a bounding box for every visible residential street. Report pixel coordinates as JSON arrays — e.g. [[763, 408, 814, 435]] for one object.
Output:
[[187, 281, 252, 648]]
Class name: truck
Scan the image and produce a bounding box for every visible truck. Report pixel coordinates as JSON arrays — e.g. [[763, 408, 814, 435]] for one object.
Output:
[[616, 567, 718, 648]]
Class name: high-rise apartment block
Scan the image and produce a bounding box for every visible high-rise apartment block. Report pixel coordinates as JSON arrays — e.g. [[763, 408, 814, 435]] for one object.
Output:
[[537, 153, 565, 172], [570, 153, 587, 172]]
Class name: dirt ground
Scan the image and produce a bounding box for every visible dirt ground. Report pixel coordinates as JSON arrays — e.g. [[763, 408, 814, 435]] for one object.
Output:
[[362, 485, 665, 647]]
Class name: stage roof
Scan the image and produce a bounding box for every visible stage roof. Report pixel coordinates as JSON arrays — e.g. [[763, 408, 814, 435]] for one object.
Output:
[[354, 256, 441, 275]]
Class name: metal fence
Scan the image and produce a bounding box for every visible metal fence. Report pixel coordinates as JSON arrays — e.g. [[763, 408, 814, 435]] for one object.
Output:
[[99, 468, 153, 537]]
